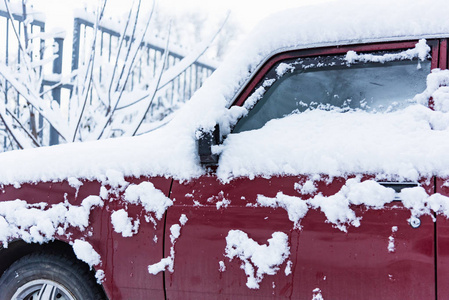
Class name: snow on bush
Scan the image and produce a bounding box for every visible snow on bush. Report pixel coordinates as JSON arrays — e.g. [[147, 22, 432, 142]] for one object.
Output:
[[224, 230, 290, 289], [72, 239, 101, 268], [124, 182, 173, 220], [0, 196, 103, 246], [148, 214, 188, 275], [111, 209, 140, 237]]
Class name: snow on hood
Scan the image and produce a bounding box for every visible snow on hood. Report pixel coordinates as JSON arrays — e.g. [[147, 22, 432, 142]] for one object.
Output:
[[0, 123, 203, 184], [1, 0, 449, 185]]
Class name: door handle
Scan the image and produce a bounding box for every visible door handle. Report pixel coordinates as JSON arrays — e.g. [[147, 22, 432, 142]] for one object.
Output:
[[378, 182, 419, 193]]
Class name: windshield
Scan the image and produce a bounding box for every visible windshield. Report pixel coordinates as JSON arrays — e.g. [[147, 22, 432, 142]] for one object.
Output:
[[233, 55, 431, 133]]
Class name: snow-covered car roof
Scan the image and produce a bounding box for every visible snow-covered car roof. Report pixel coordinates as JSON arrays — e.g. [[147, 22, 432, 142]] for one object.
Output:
[[180, 0, 449, 132], [1, 0, 449, 185]]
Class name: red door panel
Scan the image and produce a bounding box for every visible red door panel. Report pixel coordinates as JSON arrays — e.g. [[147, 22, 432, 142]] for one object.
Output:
[[166, 176, 298, 299], [0, 176, 172, 300], [437, 177, 449, 300], [167, 176, 435, 299], [108, 176, 171, 299], [293, 207, 434, 299]]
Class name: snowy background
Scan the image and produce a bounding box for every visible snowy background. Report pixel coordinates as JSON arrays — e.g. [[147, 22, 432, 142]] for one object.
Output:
[[0, 0, 324, 152]]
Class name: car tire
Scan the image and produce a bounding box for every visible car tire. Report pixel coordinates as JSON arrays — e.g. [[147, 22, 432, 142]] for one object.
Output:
[[0, 252, 106, 300]]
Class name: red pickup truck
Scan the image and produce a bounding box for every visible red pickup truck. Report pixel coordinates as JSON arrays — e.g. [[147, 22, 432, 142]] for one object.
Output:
[[1, 1, 449, 300]]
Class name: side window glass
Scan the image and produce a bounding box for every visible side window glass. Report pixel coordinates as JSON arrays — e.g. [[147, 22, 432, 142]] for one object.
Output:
[[233, 54, 431, 133]]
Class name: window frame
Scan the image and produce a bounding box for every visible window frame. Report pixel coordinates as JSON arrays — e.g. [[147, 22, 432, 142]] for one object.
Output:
[[231, 40, 440, 110]]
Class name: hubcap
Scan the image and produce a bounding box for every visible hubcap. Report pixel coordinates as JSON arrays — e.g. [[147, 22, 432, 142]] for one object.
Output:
[[12, 279, 76, 300]]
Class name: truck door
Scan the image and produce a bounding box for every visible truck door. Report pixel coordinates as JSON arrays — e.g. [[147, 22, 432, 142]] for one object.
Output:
[[164, 41, 438, 299]]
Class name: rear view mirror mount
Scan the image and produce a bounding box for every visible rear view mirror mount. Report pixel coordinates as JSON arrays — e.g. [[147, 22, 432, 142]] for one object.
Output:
[[197, 124, 220, 165]]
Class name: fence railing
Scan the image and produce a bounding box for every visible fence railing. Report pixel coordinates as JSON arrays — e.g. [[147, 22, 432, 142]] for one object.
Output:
[[0, 6, 50, 149], [0, 7, 217, 150], [72, 17, 215, 104]]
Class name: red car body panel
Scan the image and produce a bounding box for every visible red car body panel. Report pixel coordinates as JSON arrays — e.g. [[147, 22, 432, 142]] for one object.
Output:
[[0, 177, 172, 299], [437, 177, 449, 300], [168, 176, 435, 300]]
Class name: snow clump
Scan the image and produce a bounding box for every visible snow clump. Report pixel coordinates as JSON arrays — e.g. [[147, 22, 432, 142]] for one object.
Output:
[[124, 182, 173, 220], [216, 198, 231, 210], [104, 169, 128, 189], [224, 230, 290, 289], [256, 179, 449, 232], [218, 261, 226, 272], [111, 209, 140, 237], [388, 226, 398, 253], [0, 195, 103, 247], [294, 179, 318, 195], [345, 39, 430, 64], [257, 193, 308, 228], [148, 214, 188, 275], [95, 269, 105, 284], [312, 288, 324, 300], [284, 260, 293, 276], [72, 239, 101, 268]]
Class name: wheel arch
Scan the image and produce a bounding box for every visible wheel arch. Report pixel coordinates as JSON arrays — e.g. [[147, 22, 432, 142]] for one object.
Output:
[[0, 239, 108, 298], [0, 239, 74, 276]]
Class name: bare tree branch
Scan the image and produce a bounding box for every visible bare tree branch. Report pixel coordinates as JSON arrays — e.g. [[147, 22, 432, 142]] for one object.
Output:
[[0, 114, 24, 149], [113, 0, 142, 93], [70, 0, 107, 142], [0, 0, 219, 150], [116, 13, 228, 111], [3, 0, 34, 81], [0, 65, 69, 141], [130, 25, 171, 136], [96, 1, 155, 139], [106, 0, 137, 111], [5, 107, 40, 147]]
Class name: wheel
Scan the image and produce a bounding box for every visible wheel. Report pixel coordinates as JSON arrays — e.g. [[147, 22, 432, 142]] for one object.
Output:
[[0, 252, 106, 300]]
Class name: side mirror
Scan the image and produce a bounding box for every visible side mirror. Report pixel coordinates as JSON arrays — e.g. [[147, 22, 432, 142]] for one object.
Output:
[[197, 124, 220, 165]]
